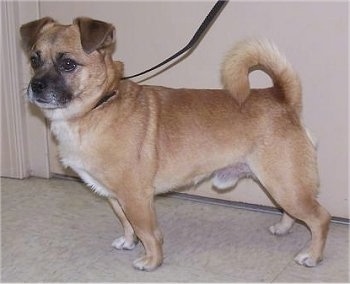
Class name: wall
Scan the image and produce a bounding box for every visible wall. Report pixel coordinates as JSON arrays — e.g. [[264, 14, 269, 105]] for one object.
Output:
[[17, 1, 348, 218]]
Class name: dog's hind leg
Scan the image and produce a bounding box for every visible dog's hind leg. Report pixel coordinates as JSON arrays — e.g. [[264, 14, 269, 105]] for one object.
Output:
[[249, 138, 331, 267], [109, 198, 139, 250]]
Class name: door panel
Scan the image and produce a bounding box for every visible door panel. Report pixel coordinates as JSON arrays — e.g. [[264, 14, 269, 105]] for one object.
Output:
[[40, 1, 348, 218]]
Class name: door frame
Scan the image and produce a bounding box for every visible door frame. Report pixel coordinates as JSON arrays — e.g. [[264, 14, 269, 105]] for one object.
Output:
[[1, 1, 50, 178]]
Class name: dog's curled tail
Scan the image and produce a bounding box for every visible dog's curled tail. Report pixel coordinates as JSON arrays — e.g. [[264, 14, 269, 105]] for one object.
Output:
[[221, 39, 302, 114]]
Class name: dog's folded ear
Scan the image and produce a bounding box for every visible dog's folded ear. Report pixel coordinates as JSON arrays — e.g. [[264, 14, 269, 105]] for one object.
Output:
[[20, 17, 55, 53], [73, 17, 116, 54]]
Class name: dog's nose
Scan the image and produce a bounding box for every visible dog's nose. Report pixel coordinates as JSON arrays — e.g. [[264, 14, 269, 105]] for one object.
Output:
[[31, 79, 47, 93]]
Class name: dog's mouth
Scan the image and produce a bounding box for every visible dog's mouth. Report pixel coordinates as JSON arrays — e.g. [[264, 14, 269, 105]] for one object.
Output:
[[27, 85, 72, 109], [27, 76, 74, 109]]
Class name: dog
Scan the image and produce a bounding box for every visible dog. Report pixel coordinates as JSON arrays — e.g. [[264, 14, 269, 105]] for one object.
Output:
[[20, 17, 330, 271]]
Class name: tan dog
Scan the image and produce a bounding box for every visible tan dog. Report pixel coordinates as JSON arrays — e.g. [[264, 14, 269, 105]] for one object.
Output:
[[20, 17, 330, 271]]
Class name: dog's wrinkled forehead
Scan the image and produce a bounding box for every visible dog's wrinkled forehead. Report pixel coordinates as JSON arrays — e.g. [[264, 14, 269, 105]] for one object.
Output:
[[33, 24, 83, 55]]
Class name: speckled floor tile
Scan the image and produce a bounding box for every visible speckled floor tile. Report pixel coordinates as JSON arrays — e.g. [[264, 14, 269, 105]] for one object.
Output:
[[1, 177, 349, 282]]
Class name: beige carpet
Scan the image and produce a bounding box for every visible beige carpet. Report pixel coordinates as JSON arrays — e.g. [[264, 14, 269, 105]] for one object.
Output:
[[1, 177, 349, 282]]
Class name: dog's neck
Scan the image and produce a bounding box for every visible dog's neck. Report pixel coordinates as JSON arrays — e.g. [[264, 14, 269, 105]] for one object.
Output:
[[93, 90, 117, 110]]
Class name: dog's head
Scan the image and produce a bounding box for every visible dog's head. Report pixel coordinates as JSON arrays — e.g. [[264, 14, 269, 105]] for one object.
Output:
[[20, 17, 123, 119]]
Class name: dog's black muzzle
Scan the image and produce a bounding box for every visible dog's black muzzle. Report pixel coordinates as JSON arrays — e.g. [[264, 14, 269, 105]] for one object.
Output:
[[28, 71, 73, 108]]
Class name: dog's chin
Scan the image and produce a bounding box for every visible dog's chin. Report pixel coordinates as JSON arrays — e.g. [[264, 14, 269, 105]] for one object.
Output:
[[33, 100, 65, 109]]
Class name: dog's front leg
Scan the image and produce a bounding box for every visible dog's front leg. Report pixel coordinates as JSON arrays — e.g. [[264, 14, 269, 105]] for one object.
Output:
[[117, 193, 163, 271], [108, 197, 138, 250]]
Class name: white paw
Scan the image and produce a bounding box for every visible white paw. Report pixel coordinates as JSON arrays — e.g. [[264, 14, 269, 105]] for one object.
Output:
[[133, 255, 161, 271], [269, 223, 292, 235], [112, 236, 137, 250], [294, 252, 318, 267]]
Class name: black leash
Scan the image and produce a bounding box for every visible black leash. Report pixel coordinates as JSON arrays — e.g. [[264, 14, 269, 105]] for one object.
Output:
[[121, 0, 228, 80]]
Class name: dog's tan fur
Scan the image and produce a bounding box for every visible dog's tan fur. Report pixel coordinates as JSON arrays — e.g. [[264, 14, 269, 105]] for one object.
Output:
[[20, 17, 330, 271]]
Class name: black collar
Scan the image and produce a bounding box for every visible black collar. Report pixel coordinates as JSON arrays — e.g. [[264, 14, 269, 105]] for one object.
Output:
[[93, 90, 117, 110]]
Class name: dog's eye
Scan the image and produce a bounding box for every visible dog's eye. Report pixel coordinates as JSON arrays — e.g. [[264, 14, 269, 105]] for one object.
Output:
[[59, 58, 77, 72], [30, 55, 42, 69]]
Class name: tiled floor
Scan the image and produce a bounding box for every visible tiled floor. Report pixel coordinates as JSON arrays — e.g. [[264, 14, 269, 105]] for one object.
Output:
[[1, 177, 349, 282]]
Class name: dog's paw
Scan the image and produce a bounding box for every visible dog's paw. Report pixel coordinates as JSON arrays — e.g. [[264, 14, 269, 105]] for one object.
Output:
[[269, 223, 292, 235], [294, 252, 320, 267], [133, 255, 162, 271], [112, 236, 138, 250]]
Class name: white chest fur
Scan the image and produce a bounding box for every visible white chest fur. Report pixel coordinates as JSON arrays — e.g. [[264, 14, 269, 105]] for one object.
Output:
[[51, 120, 112, 197]]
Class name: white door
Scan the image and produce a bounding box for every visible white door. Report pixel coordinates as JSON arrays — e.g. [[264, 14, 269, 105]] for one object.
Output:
[[19, 1, 348, 218]]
